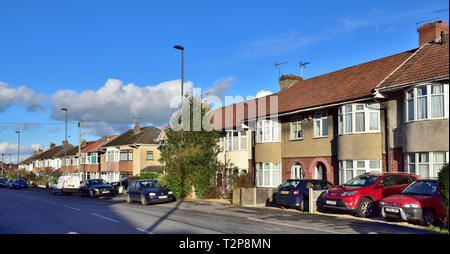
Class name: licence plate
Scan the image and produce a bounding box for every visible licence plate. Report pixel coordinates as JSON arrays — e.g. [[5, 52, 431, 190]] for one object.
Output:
[[326, 200, 337, 205], [281, 191, 289, 194], [159, 195, 168, 199], [66, 185, 73, 187], [385, 207, 399, 213], [103, 190, 110, 194]]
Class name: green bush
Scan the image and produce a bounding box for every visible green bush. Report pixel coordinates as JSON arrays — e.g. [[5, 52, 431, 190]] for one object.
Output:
[[438, 163, 449, 227], [140, 172, 162, 180]]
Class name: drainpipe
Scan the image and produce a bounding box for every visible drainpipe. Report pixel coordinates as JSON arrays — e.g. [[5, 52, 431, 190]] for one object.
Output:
[[373, 90, 390, 172]]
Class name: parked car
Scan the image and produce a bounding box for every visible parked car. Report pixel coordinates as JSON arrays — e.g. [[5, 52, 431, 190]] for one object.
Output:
[[275, 179, 333, 211], [0, 177, 8, 188], [8, 178, 28, 189], [126, 179, 174, 205], [111, 176, 140, 194], [79, 179, 115, 198], [380, 179, 446, 226], [52, 175, 81, 195], [323, 172, 418, 218]]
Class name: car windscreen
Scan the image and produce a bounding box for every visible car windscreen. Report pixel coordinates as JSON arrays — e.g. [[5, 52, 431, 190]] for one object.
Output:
[[279, 180, 301, 189], [88, 179, 107, 185], [345, 175, 380, 187], [140, 181, 164, 189], [402, 181, 439, 196]]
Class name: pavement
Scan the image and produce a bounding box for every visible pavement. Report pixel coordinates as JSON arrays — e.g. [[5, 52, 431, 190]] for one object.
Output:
[[0, 186, 437, 234]]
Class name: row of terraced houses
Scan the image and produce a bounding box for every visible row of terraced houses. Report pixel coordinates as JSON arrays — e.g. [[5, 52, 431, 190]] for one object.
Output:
[[18, 21, 449, 190], [19, 124, 166, 182], [212, 20, 449, 189]]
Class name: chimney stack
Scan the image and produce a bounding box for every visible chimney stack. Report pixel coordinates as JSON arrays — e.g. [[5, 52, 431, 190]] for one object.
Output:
[[33, 151, 37, 156], [279, 74, 303, 91], [50, 143, 56, 149], [134, 122, 140, 134], [418, 20, 449, 47]]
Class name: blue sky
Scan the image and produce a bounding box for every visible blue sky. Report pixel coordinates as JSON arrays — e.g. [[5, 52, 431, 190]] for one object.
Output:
[[0, 0, 449, 162]]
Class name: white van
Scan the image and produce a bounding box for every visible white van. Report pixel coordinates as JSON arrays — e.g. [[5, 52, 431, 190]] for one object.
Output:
[[52, 175, 81, 196]]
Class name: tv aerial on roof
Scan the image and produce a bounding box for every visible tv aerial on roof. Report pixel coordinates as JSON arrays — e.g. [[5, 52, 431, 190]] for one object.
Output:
[[299, 61, 310, 78], [274, 61, 288, 79], [416, 17, 442, 32]]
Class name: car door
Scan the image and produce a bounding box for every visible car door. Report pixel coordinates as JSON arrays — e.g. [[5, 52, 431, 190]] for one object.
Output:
[[128, 182, 136, 201], [133, 182, 142, 200], [378, 175, 400, 199]]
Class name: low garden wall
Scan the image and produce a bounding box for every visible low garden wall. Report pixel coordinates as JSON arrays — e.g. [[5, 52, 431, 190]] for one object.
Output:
[[232, 187, 278, 207], [308, 189, 327, 213]]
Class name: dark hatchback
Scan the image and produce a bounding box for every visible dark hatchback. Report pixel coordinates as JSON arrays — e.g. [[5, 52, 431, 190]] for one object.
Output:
[[0, 177, 8, 188], [275, 179, 333, 211], [8, 178, 28, 189], [111, 176, 140, 194], [79, 179, 115, 198], [126, 180, 175, 205]]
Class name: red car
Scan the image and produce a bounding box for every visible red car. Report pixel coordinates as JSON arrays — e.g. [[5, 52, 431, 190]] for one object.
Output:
[[380, 179, 446, 226], [323, 172, 419, 218]]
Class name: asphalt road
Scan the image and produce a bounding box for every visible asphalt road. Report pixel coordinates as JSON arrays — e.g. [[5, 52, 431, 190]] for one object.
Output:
[[0, 187, 434, 234]]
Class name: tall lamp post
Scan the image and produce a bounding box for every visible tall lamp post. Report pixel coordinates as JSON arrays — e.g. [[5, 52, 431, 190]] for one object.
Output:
[[61, 108, 68, 174], [173, 45, 184, 142], [15, 131, 20, 169]]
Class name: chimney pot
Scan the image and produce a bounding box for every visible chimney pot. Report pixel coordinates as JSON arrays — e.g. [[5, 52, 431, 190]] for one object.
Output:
[[134, 122, 141, 134]]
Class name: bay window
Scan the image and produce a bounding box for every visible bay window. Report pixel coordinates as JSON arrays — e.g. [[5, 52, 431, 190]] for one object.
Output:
[[256, 120, 280, 143], [338, 103, 380, 135], [405, 84, 449, 122], [405, 152, 449, 179], [339, 159, 382, 184], [255, 162, 281, 187]]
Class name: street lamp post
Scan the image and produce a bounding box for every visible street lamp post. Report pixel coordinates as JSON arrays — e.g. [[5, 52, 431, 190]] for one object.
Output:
[[15, 131, 20, 168], [61, 108, 68, 174], [173, 45, 184, 142]]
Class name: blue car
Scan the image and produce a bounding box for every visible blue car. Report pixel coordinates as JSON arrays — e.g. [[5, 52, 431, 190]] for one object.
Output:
[[275, 179, 333, 211], [126, 180, 175, 205], [8, 178, 28, 189]]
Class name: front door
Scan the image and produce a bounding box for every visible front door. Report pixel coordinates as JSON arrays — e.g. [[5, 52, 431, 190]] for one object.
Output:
[[291, 164, 303, 179], [315, 162, 327, 180]]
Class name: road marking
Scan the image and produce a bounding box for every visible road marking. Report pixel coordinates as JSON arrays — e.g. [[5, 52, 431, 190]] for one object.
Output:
[[91, 213, 119, 223], [64, 205, 81, 211], [247, 217, 346, 234], [136, 228, 153, 234], [67, 232, 78, 234], [43, 200, 57, 205]]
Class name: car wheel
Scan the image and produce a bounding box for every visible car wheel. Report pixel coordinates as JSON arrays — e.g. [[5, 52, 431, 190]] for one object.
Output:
[[140, 195, 148, 205], [357, 198, 375, 218], [89, 190, 94, 198], [126, 194, 132, 204], [421, 210, 435, 227]]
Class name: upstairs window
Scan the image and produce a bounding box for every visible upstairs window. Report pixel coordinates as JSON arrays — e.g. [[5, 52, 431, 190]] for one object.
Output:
[[314, 111, 328, 137], [338, 103, 380, 135], [405, 84, 449, 122], [120, 150, 133, 161], [290, 116, 303, 140], [226, 131, 248, 151], [256, 120, 280, 143]]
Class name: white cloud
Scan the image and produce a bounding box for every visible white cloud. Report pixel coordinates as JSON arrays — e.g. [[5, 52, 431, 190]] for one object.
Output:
[[255, 90, 273, 98], [0, 81, 47, 112], [50, 78, 194, 136], [204, 77, 234, 100], [0, 142, 43, 163]]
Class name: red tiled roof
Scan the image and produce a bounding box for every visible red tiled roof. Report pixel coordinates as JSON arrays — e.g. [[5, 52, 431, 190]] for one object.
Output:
[[379, 38, 449, 89], [80, 135, 119, 153], [276, 50, 416, 114]]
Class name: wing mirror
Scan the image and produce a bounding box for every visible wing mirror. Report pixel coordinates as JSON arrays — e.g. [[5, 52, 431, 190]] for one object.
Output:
[[376, 183, 384, 188]]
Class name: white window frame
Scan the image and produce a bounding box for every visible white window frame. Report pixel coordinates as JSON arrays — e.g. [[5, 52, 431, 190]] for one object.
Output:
[[256, 120, 280, 143], [404, 83, 449, 122], [313, 111, 328, 137], [338, 159, 382, 184], [255, 162, 282, 187], [290, 116, 303, 140], [226, 130, 248, 151], [405, 152, 449, 179], [106, 148, 119, 162], [338, 103, 380, 135]]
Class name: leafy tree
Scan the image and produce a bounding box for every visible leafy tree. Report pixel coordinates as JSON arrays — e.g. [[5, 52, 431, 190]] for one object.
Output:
[[159, 95, 223, 199]]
